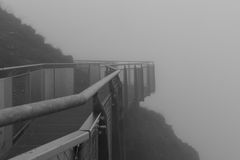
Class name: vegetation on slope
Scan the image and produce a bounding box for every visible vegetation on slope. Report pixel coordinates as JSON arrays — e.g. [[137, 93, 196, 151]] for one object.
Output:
[[0, 7, 73, 68], [124, 106, 200, 160]]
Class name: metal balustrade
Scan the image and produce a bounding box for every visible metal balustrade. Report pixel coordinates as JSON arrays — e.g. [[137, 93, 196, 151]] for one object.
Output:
[[0, 61, 155, 160]]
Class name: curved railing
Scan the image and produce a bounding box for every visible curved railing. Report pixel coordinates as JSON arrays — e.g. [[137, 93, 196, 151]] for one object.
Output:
[[0, 61, 155, 160]]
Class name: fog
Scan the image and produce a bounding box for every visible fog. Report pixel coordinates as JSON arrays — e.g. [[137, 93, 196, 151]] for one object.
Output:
[[1, 0, 240, 160]]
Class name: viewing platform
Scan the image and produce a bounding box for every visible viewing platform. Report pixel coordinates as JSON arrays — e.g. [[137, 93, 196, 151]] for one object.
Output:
[[0, 61, 155, 160]]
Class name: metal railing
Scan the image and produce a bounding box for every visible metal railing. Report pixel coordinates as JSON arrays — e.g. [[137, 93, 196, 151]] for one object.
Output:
[[0, 61, 155, 160]]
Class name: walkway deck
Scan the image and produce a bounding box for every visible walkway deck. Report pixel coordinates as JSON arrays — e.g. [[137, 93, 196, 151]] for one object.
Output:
[[6, 103, 92, 159]]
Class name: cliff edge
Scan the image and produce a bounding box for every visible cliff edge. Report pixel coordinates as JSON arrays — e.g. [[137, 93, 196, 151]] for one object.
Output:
[[124, 106, 200, 160]]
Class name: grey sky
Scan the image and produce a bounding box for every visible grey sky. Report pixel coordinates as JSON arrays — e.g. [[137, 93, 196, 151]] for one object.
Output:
[[1, 0, 240, 160]]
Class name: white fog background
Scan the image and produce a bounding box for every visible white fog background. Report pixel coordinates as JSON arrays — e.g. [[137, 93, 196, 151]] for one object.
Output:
[[1, 0, 240, 160]]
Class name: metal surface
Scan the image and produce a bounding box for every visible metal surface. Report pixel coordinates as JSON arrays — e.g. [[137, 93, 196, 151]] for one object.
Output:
[[0, 70, 120, 127], [54, 68, 74, 98], [9, 131, 89, 160], [0, 61, 155, 160], [0, 78, 13, 158], [9, 113, 101, 160]]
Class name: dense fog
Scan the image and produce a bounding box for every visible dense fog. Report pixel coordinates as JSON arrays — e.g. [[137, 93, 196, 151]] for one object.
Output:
[[1, 0, 240, 159]]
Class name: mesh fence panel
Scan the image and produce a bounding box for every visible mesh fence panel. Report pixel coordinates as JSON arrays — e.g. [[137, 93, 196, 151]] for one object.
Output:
[[30, 70, 44, 102], [89, 64, 100, 85], [12, 73, 30, 137], [74, 64, 90, 94], [0, 62, 155, 160], [43, 69, 55, 100], [0, 78, 13, 158], [54, 68, 74, 98]]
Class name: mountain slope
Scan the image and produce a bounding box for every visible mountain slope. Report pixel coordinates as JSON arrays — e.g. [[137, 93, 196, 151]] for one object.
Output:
[[0, 7, 73, 67], [124, 106, 200, 160]]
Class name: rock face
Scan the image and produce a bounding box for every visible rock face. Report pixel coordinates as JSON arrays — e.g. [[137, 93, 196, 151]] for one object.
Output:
[[0, 7, 73, 67], [124, 106, 200, 160]]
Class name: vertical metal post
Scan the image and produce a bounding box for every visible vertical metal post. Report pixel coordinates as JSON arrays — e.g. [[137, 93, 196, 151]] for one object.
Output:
[[147, 64, 151, 96], [140, 64, 144, 101], [152, 63, 156, 93], [134, 65, 139, 107], [98, 64, 101, 81], [27, 72, 31, 104], [149, 64, 153, 93], [88, 63, 91, 86], [53, 68, 56, 98], [136, 66, 142, 101], [123, 66, 128, 109], [93, 94, 109, 160]]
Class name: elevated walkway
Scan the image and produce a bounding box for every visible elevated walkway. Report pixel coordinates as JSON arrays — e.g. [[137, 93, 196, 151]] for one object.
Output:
[[0, 61, 155, 160]]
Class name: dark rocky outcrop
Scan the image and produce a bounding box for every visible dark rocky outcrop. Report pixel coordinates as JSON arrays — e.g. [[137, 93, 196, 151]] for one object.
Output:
[[124, 106, 200, 160], [0, 7, 73, 68]]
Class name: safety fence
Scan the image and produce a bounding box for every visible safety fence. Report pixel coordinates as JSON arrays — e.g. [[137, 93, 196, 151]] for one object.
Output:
[[0, 61, 155, 160]]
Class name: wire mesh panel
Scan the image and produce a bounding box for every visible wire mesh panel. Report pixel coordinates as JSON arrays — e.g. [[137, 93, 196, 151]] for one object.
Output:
[[146, 64, 151, 95], [127, 67, 135, 107], [138, 65, 144, 101], [47, 148, 75, 160], [97, 66, 111, 104], [12, 74, 30, 106], [149, 64, 155, 93], [0, 61, 156, 160], [98, 84, 111, 105], [54, 68, 74, 98], [43, 69, 55, 100], [30, 70, 44, 102], [122, 66, 128, 109], [102, 96, 113, 160], [133, 66, 141, 102], [12, 73, 30, 137], [74, 64, 90, 94], [110, 76, 125, 160], [133, 66, 138, 103], [100, 65, 107, 79], [0, 78, 13, 158], [91, 128, 99, 160], [143, 65, 150, 97], [118, 69, 124, 83], [117, 67, 128, 111], [89, 64, 101, 85], [79, 127, 99, 160]]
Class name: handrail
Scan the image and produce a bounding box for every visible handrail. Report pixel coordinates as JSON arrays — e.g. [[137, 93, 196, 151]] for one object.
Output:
[[0, 61, 153, 72], [109, 62, 153, 66], [0, 70, 120, 127], [10, 130, 89, 160], [0, 61, 156, 160], [9, 113, 101, 160], [75, 60, 154, 63], [0, 63, 76, 72], [0, 61, 152, 78]]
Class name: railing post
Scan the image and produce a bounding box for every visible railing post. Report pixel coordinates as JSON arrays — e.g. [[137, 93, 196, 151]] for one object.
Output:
[[123, 66, 128, 109], [147, 64, 151, 96], [152, 63, 156, 93], [109, 73, 126, 160], [140, 64, 144, 101], [134, 65, 139, 107], [136, 65, 141, 101], [93, 93, 108, 160]]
